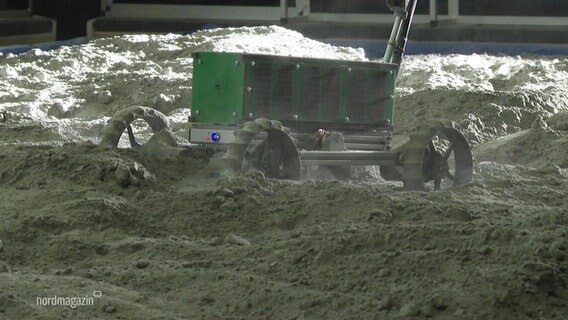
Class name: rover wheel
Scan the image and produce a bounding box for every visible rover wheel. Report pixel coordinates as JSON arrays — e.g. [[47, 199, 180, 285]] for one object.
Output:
[[221, 118, 301, 179], [100, 106, 171, 148], [400, 120, 473, 191]]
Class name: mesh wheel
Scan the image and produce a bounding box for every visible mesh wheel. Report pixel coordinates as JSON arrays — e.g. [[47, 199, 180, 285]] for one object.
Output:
[[400, 120, 473, 191], [214, 118, 301, 179], [100, 106, 171, 148]]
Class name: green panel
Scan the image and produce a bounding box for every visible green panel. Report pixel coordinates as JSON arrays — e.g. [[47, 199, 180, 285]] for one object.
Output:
[[191, 52, 245, 124], [342, 67, 396, 126], [207, 52, 399, 128], [298, 64, 342, 122]]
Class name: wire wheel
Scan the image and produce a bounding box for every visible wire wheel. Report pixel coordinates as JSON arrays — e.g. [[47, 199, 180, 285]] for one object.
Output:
[[218, 118, 300, 179], [401, 120, 473, 191], [100, 106, 171, 148], [243, 128, 301, 179]]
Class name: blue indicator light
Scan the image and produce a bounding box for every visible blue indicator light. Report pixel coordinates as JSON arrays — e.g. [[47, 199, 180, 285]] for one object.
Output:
[[211, 131, 221, 142]]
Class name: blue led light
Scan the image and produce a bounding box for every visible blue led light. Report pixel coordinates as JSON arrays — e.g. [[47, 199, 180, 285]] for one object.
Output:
[[211, 131, 221, 142]]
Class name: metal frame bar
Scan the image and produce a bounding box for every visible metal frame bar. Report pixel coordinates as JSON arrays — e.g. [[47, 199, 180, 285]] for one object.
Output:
[[280, 0, 288, 21], [300, 150, 397, 166], [429, 0, 438, 22], [300, 150, 395, 160], [448, 0, 459, 19]]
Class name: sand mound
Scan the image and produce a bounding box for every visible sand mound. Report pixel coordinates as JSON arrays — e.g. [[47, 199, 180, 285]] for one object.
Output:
[[396, 54, 568, 144], [474, 112, 568, 168], [0, 142, 205, 192]]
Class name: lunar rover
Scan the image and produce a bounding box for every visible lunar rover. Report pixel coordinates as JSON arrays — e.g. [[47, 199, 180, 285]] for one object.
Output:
[[101, 0, 473, 191]]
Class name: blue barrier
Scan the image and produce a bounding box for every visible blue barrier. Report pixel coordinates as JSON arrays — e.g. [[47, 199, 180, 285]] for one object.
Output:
[[324, 39, 568, 58], [0, 37, 90, 55]]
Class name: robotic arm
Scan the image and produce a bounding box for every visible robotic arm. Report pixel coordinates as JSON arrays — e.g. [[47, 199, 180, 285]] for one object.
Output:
[[383, 0, 419, 72]]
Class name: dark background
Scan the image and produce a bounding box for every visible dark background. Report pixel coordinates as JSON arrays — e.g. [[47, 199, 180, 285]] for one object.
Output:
[[111, 0, 567, 16], [31, 0, 101, 40], [1, 0, 567, 40], [310, 0, 446, 14], [114, 0, 283, 4], [114, 0, 299, 6], [0, 0, 28, 9]]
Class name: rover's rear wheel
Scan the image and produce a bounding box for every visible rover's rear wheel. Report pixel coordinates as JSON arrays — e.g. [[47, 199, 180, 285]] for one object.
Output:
[[398, 120, 473, 191]]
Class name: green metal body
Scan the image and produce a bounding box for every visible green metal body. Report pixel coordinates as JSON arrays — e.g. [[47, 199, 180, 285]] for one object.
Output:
[[191, 52, 398, 130]]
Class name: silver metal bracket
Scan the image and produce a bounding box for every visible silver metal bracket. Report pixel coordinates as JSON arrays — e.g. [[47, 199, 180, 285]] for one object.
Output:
[[189, 124, 239, 144]]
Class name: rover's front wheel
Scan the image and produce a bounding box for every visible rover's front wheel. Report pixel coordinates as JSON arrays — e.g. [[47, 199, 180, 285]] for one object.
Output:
[[220, 118, 301, 179]]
